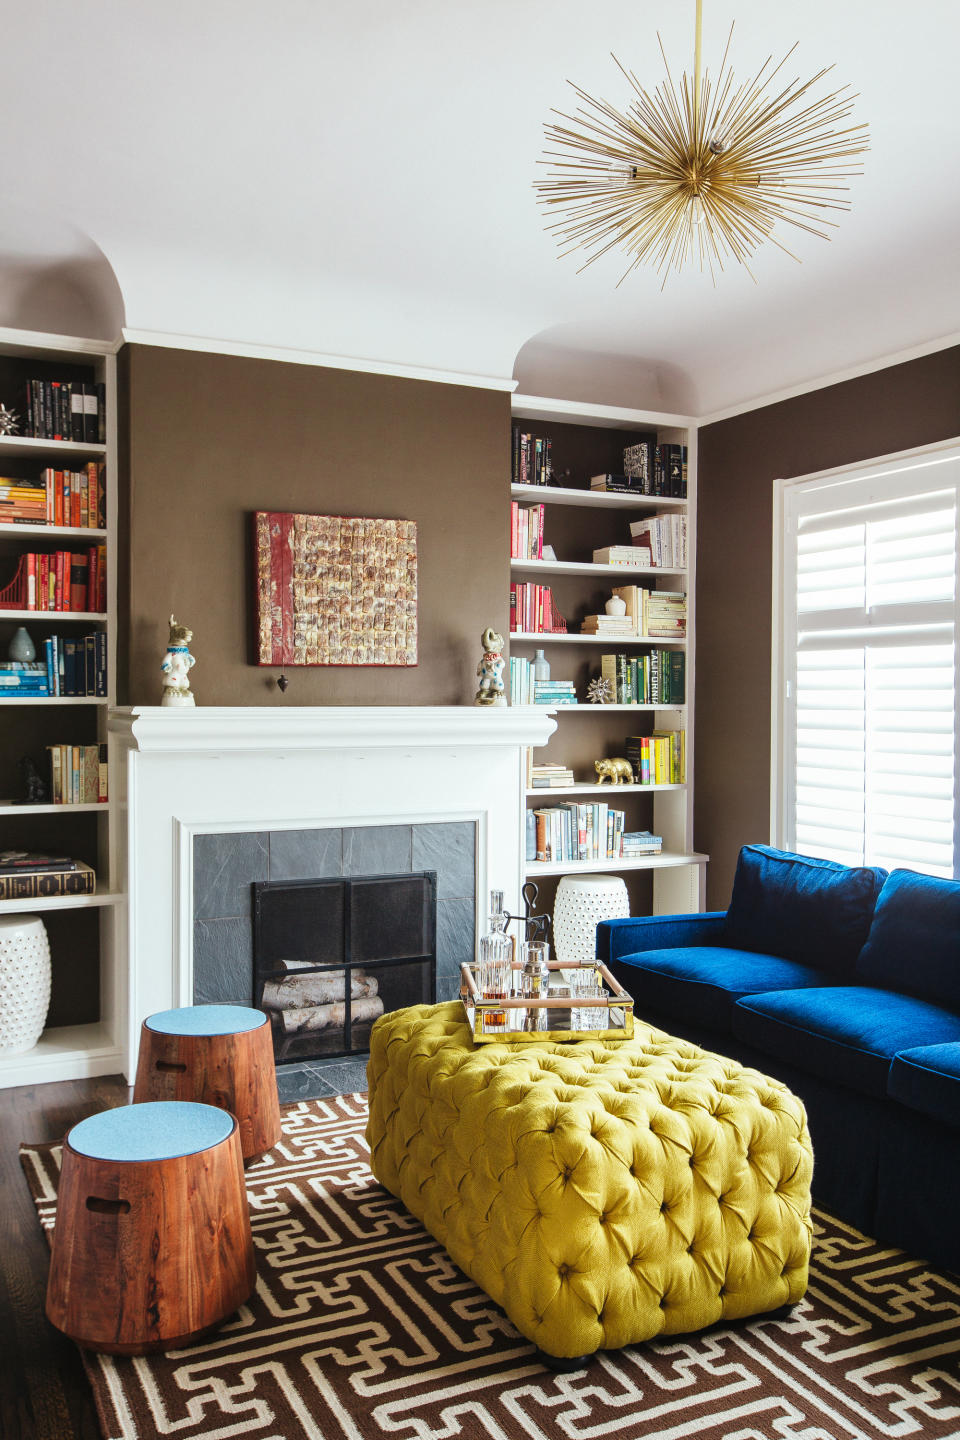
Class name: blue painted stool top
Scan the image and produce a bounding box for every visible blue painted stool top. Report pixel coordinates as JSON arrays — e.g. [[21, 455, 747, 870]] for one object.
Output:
[[145, 1004, 267, 1036], [68, 1101, 235, 1162]]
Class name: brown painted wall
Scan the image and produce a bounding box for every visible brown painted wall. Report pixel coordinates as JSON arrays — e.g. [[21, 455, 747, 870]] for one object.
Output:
[[117, 345, 510, 706], [695, 345, 960, 909]]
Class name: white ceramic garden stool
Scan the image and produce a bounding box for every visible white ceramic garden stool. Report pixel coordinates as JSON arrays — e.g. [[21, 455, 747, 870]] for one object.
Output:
[[552, 874, 629, 971], [0, 913, 51, 1053]]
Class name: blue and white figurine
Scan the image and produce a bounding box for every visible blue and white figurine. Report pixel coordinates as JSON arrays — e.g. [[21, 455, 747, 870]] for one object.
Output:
[[161, 615, 196, 707]]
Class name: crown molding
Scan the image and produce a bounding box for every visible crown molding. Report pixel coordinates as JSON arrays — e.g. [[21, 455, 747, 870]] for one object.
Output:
[[699, 332, 960, 427], [119, 329, 518, 393]]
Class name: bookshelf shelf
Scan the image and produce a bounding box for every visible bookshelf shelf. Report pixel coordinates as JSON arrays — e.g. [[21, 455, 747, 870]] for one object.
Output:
[[511, 631, 687, 647], [0, 435, 106, 461], [0, 1022, 122, 1088], [0, 891, 123, 914], [0, 326, 119, 1088], [523, 702, 686, 713], [0, 696, 107, 707], [511, 558, 685, 579], [0, 609, 106, 622], [527, 783, 684, 797], [526, 852, 707, 878], [0, 523, 107, 540], [0, 801, 108, 813], [511, 396, 701, 917], [511, 483, 687, 511]]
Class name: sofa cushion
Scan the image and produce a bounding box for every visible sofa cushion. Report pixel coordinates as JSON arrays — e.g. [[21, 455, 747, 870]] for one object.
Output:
[[855, 869, 960, 1008], [888, 1043, 960, 1129], [732, 987, 960, 1099], [618, 946, 836, 1032], [724, 846, 886, 976]]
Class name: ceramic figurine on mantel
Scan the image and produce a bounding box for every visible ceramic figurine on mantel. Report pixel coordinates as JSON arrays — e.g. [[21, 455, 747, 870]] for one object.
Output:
[[475, 627, 506, 707], [160, 615, 196, 707]]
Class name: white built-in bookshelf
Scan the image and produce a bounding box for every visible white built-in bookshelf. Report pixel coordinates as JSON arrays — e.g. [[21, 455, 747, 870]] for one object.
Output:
[[510, 393, 707, 913], [0, 327, 122, 1088]]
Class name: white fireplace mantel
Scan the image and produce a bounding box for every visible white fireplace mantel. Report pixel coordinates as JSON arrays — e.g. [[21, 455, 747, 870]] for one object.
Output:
[[109, 705, 556, 1077], [116, 705, 557, 753]]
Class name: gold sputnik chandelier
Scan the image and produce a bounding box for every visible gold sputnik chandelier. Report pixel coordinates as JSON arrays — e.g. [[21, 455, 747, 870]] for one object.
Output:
[[536, 0, 870, 284]]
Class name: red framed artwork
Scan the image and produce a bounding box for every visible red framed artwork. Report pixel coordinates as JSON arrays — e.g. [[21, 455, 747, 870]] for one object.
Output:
[[254, 511, 418, 667]]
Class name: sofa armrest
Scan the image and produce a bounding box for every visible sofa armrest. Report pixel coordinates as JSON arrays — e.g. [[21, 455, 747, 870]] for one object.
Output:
[[596, 912, 727, 967]]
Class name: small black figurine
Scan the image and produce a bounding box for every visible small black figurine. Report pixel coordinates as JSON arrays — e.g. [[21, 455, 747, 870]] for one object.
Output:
[[16, 756, 48, 805]]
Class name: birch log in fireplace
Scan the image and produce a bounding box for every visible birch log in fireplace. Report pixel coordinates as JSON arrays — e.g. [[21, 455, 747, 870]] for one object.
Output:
[[109, 706, 557, 1079]]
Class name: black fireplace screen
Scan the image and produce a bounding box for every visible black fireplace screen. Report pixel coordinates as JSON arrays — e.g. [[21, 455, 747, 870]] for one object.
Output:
[[252, 872, 437, 1063]]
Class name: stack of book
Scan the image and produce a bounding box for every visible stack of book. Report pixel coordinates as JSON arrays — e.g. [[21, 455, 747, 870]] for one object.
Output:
[[39, 633, 108, 697], [625, 731, 686, 785], [623, 442, 688, 497], [533, 803, 625, 862], [21, 547, 105, 612], [600, 651, 685, 704], [611, 585, 687, 638], [0, 477, 47, 524], [511, 501, 545, 559], [47, 743, 109, 804], [580, 612, 637, 637], [621, 831, 663, 856], [629, 513, 688, 568], [592, 544, 651, 567], [0, 850, 96, 899], [509, 655, 534, 704], [0, 661, 49, 696], [533, 679, 577, 706], [38, 465, 106, 529], [530, 763, 575, 788], [510, 582, 567, 634], [22, 379, 105, 443], [511, 429, 552, 485], [589, 473, 646, 494]]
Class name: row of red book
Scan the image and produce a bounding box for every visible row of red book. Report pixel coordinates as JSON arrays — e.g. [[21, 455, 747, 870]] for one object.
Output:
[[509, 582, 568, 634], [510, 501, 545, 560], [20, 547, 106, 613]]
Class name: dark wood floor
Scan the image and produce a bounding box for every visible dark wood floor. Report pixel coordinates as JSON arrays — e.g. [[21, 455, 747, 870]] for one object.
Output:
[[0, 1073, 130, 1440]]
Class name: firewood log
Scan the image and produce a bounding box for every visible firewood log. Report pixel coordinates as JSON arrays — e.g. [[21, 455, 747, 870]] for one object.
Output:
[[261, 971, 378, 1010], [277, 996, 385, 1034]]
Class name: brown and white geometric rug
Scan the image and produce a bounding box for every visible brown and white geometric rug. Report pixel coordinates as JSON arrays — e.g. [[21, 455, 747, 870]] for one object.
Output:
[[21, 1093, 960, 1440]]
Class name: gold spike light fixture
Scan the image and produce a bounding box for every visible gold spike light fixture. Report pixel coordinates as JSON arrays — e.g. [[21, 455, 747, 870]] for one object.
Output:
[[536, 0, 870, 283]]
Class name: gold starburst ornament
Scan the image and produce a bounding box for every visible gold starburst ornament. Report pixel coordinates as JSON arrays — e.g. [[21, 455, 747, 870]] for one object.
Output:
[[536, 0, 870, 284]]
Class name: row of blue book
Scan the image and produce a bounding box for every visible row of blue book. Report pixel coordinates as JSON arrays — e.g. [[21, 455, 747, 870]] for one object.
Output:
[[0, 632, 107, 697]]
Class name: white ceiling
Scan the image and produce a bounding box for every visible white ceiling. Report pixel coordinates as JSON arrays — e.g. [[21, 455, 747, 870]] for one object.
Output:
[[4, 0, 959, 417]]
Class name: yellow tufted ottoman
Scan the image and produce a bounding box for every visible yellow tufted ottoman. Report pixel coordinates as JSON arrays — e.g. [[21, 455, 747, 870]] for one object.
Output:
[[367, 1001, 812, 1361]]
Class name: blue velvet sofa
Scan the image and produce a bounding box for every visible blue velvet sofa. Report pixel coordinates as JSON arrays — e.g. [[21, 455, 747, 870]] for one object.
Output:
[[597, 845, 960, 1276]]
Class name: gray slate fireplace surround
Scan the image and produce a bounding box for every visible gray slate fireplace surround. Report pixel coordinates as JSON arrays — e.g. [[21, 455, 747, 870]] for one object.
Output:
[[193, 821, 474, 1100]]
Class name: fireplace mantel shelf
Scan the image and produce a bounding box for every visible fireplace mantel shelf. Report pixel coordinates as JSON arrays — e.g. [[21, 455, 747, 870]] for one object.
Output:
[[110, 705, 557, 753]]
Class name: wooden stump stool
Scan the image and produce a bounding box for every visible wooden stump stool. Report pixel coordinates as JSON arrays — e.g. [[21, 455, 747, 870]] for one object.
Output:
[[134, 1004, 281, 1162], [46, 1101, 255, 1354]]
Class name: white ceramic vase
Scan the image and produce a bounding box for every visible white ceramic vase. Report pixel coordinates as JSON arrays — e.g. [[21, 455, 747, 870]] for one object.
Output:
[[0, 914, 51, 1053]]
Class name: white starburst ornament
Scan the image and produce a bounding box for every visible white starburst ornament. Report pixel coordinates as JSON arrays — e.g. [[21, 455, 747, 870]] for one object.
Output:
[[0, 404, 20, 437]]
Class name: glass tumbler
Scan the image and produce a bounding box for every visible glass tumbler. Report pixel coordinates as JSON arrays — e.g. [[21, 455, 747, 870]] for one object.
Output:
[[570, 965, 609, 1031]]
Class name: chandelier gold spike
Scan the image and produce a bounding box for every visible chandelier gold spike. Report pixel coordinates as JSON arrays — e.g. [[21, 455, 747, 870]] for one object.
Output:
[[536, 0, 870, 284]]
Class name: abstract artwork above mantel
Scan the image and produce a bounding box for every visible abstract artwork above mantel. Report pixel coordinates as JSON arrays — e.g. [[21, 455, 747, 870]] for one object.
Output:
[[254, 510, 418, 666]]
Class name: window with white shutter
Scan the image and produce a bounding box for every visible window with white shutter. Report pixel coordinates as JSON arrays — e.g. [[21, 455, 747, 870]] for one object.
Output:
[[774, 442, 959, 880]]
